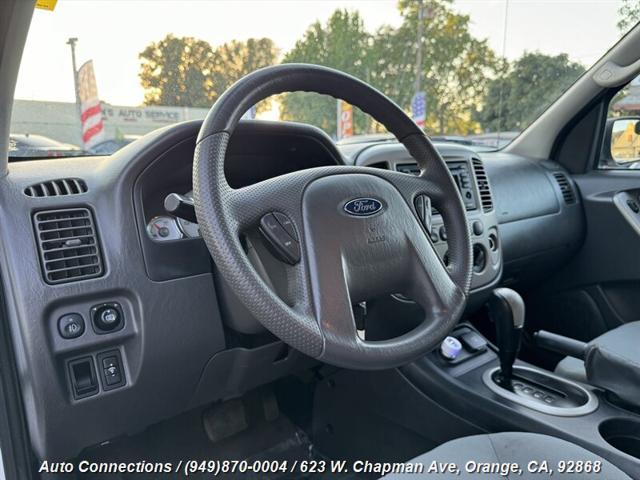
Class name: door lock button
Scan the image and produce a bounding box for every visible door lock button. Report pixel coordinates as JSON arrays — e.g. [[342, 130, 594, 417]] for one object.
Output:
[[58, 313, 85, 339]]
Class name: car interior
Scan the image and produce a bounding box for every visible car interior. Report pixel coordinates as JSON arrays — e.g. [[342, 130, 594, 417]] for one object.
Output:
[[1, 1, 640, 479]]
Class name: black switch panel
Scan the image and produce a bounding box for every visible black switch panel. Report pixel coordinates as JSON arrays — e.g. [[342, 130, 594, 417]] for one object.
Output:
[[68, 357, 99, 400], [97, 350, 126, 391], [259, 212, 300, 265], [413, 194, 432, 233]]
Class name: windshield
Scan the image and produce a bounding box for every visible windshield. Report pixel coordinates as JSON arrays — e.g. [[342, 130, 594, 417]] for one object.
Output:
[[9, 0, 635, 157]]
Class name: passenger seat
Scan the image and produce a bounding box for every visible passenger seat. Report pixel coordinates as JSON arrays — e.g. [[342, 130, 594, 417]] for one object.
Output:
[[555, 321, 640, 384]]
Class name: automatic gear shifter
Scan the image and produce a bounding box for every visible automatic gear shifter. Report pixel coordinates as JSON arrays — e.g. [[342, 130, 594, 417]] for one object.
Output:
[[482, 288, 598, 415], [488, 288, 525, 388]]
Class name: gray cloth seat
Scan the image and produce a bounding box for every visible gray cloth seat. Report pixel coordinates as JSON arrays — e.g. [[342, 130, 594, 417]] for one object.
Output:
[[383, 432, 629, 479], [554, 321, 640, 389], [555, 355, 587, 383]]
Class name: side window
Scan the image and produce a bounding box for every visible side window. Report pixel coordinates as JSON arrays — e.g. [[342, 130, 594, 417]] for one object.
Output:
[[600, 75, 640, 169]]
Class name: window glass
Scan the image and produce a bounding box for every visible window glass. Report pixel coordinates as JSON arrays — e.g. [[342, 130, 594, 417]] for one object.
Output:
[[10, 0, 635, 158]]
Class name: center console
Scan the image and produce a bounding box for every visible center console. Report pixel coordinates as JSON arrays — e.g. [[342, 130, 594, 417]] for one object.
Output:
[[402, 288, 640, 478]]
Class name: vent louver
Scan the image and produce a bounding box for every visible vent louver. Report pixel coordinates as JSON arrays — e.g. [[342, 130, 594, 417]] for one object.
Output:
[[552, 172, 576, 204], [24, 178, 87, 197], [33, 208, 103, 284], [471, 158, 494, 212]]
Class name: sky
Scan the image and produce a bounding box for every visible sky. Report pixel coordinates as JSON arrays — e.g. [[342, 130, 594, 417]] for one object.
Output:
[[14, 0, 628, 106]]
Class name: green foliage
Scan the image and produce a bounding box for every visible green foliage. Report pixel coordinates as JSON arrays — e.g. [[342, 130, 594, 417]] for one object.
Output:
[[609, 85, 632, 117], [211, 38, 279, 110], [617, 0, 640, 33], [279, 10, 373, 135], [475, 52, 585, 132], [138, 4, 587, 138], [139, 34, 277, 108], [370, 0, 497, 134], [139, 34, 215, 107], [279, 2, 497, 136]]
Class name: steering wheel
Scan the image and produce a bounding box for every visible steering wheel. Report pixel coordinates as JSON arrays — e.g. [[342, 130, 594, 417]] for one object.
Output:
[[193, 64, 472, 370]]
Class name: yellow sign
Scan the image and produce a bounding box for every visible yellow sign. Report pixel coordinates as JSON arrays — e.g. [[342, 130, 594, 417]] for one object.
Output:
[[35, 0, 57, 11]]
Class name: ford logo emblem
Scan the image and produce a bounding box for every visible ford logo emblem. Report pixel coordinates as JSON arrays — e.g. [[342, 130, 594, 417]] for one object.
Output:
[[344, 198, 383, 217]]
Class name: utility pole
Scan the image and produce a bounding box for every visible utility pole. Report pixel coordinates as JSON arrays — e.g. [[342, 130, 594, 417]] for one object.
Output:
[[414, 0, 425, 94], [496, 0, 510, 146], [66, 37, 82, 144], [411, 0, 427, 131]]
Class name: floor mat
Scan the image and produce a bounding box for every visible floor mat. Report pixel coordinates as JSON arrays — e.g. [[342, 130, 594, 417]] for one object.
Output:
[[76, 401, 363, 480]]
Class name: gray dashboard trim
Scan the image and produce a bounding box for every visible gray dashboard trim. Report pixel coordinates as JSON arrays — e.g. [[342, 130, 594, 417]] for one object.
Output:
[[351, 142, 585, 287], [354, 142, 503, 294], [482, 366, 599, 417], [0, 120, 585, 460], [0, 120, 227, 460]]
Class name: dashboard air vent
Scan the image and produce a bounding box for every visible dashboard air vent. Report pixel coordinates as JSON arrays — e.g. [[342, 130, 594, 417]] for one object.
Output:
[[471, 158, 494, 212], [552, 172, 576, 204], [33, 208, 103, 284], [24, 178, 87, 197]]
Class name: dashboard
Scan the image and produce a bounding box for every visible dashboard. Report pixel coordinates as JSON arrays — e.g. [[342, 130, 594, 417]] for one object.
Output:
[[0, 119, 584, 461], [142, 121, 343, 243], [353, 143, 502, 298]]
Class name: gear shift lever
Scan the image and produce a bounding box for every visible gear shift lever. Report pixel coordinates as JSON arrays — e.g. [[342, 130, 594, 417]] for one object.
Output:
[[488, 288, 525, 388]]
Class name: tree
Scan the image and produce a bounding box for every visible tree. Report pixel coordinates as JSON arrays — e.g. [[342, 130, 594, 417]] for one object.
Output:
[[280, 2, 498, 137], [475, 52, 585, 132], [617, 0, 640, 33], [279, 10, 373, 135], [139, 34, 215, 107], [140, 35, 278, 108], [210, 38, 279, 110], [369, 0, 498, 135]]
